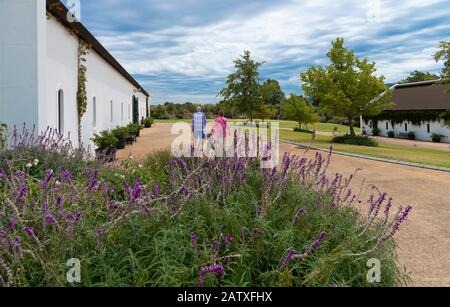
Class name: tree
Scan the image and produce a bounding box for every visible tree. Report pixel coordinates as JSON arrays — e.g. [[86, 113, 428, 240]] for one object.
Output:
[[301, 38, 393, 136], [435, 41, 450, 92], [260, 79, 286, 106], [282, 94, 319, 130], [255, 104, 277, 122], [219, 51, 263, 122], [399, 70, 439, 84]]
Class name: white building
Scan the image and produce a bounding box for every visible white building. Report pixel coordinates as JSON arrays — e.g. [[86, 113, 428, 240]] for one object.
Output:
[[362, 80, 450, 143], [0, 0, 150, 149]]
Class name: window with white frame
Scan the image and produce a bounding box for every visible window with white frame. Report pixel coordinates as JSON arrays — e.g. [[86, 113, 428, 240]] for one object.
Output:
[[93, 97, 97, 127]]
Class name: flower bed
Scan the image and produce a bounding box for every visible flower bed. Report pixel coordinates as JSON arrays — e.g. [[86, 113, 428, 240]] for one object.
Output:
[[0, 128, 412, 287]]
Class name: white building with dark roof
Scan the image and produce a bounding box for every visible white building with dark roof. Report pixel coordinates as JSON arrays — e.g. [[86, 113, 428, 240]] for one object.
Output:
[[0, 0, 150, 148], [362, 80, 450, 143]]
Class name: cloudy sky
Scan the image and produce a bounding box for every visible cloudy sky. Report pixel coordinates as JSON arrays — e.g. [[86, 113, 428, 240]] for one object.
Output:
[[76, 0, 450, 104]]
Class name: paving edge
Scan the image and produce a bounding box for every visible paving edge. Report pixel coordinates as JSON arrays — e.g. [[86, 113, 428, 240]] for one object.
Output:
[[280, 139, 450, 173]]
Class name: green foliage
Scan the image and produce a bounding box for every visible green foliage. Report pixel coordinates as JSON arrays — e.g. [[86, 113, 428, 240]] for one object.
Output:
[[152, 103, 220, 120], [0, 123, 6, 150], [387, 131, 395, 138], [260, 79, 286, 106], [282, 94, 319, 130], [399, 70, 439, 84], [301, 38, 394, 136], [407, 132, 416, 140], [127, 123, 142, 135], [434, 41, 450, 86], [431, 134, 445, 143], [143, 117, 154, 128], [91, 130, 118, 150], [219, 51, 264, 121], [254, 104, 277, 122], [112, 126, 129, 140], [367, 110, 450, 126], [331, 135, 378, 147], [76, 41, 90, 144]]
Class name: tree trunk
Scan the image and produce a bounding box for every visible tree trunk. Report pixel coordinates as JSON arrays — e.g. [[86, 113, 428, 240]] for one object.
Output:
[[348, 117, 356, 136]]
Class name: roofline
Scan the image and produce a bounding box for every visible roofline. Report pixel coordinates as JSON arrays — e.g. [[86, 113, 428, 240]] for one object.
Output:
[[46, 0, 149, 97], [394, 79, 441, 89]]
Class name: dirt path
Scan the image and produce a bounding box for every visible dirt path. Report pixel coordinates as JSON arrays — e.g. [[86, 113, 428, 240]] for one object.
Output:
[[118, 124, 450, 287]]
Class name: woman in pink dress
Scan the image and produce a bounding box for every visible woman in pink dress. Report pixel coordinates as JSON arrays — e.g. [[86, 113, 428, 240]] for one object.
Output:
[[210, 110, 230, 156]]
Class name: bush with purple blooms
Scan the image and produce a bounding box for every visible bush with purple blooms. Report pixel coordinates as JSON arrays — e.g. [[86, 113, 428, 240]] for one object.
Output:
[[0, 128, 412, 287]]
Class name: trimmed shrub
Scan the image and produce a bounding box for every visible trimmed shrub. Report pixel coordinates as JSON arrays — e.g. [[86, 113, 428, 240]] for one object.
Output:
[[387, 131, 395, 138], [293, 127, 313, 134], [331, 134, 378, 147], [432, 134, 445, 143], [407, 132, 416, 140]]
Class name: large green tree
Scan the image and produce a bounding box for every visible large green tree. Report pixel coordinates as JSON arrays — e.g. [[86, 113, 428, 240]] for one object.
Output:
[[260, 79, 286, 106], [399, 70, 439, 84], [301, 38, 393, 136], [219, 51, 263, 122], [282, 94, 319, 130], [435, 41, 450, 92]]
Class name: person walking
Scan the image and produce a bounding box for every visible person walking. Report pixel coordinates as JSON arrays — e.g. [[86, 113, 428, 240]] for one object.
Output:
[[192, 106, 207, 156], [209, 110, 230, 157]]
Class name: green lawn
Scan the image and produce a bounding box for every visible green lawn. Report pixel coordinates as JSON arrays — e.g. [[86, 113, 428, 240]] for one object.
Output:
[[280, 130, 450, 169], [155, 119, 357, 134]]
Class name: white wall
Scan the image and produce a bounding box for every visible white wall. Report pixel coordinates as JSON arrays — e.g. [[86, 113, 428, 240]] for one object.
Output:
[[0, 0, 46, 133], [363, 119, 450, 143], [45, 16, 149, 149]]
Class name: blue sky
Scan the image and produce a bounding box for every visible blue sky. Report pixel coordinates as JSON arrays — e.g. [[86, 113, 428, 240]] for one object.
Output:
[[75, 0, 450, 104]]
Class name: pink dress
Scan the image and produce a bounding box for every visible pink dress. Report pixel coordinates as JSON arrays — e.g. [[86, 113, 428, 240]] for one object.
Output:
[[212, 116, 230, 138]]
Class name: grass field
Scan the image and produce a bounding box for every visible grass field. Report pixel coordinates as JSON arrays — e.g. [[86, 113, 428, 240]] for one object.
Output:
[[280, 130, 450, 168], [155, 119, 357, 134]]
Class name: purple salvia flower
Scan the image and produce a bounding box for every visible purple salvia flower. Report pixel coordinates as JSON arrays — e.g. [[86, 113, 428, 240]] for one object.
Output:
[[56, 196, 63, 209], [293, 208, 306, 223], [45, 215, 57, 225], [383, 197, 393, 224], [191, 233, 199, 251], [198, 264, 225, 287], [280, 249, 297, 269], [23, 227, 35, 237]]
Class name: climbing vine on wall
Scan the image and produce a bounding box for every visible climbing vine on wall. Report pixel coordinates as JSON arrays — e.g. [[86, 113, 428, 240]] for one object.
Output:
[[76, 40, 90, 144], [366, 109, 450, 127], [0, 123, 7, 150]]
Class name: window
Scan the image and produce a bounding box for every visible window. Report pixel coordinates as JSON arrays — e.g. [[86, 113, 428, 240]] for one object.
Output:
[[427, 124, 431, 134], [110, 100, 114, 123], [121, 103, 124, 122], [57, 89, 64, 134], [386, 122, 389, 130], [92, 97, 97, 127], [405, 123, 408, 132]]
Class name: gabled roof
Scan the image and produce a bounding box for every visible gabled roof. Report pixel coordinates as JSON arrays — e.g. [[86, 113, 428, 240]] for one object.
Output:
[[386, 80, 449, 111], [46, 0, 149, 97]]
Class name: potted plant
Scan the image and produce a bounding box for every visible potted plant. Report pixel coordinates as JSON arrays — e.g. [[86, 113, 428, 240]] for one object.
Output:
[[372, 127, 380, 137], [91, 130, 118, 162], [128, 123, 142, 137], [387, 131, 395, 138], [112, 126, 128, 149], [407, 131, 416, 140], [143, 117, 154, 128], [432, 134, 445, 143]]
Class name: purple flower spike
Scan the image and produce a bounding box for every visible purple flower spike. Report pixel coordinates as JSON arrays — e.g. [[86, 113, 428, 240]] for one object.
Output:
[[280, 249, 297, 269], [23, 227, 35, 237], [199, 264, 225, 287], [191, 232, 199, 251]]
